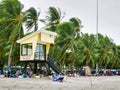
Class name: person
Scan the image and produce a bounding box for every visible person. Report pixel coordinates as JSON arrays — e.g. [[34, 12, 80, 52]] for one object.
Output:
[[0, 63, 4, 75], [13, 70, 19, 78], [79, 68, 85, 76], [7, 66, 11, 78], [52, 73, 64, 82], [84, 65, 91, 76]]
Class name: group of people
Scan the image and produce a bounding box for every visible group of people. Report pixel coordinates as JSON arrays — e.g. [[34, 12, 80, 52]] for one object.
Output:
[[3, 66, 33, 78], [65, 65, 91, 77], [1, 66, 64, 82]]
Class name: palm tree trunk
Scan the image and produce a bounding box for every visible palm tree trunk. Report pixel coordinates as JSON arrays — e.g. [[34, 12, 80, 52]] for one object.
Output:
[[61, 57, 66, 72], [8, 42, 14, 66], [96, 63, 99, 73], [71, 61, 75, 75], [58, 40, 72, 71]]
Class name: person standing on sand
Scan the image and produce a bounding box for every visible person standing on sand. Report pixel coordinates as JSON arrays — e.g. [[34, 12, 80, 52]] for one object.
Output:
[[7, 66, 11, 78], [84, 65, 91, 76]]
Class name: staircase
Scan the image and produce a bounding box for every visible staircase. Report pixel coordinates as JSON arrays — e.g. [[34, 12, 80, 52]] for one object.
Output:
[[46, 55, 61, 74]]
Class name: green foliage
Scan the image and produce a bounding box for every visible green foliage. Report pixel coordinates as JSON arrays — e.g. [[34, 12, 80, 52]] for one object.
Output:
[[0, 0, 120, 70], [49, 18, 82, 70], [46, 10, 120, 70], [0, 0, 40, 66], [43, 7, 65, 32], [24, 7, 40, 31]]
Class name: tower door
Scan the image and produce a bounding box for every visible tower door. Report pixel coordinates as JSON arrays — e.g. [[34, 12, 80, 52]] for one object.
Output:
[[34, 44, 46, 60]]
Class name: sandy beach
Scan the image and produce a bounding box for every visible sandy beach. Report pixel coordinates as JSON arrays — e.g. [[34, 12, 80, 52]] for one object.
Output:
[[0, 76, 120, 90]]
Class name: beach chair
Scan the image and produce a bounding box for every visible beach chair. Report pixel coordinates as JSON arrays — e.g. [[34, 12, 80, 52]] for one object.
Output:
[[52, 73, 64, 82]]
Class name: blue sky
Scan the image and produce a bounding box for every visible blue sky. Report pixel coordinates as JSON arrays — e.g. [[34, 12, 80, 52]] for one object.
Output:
[[20, 0, 120, 45]]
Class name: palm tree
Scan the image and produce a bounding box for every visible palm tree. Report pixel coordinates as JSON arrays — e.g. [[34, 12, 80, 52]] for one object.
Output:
[[50, 20, 82, 71], [48, 17, 83, 71], [43, 7, 65, 32], [0, 40, 5, 61], [77, 33, 118, 69], [78, 33, 97, 68], [69, 17, 83, 32], [0, 0, 40, 66], [114, 45, 120, 68], [0, 0, 24, 66], [109, 45, 120, 68], [65, 17, 82, 69], [0, 38, 10, 65], [24, 7, 40, 32], [98, 34, 114, 69]]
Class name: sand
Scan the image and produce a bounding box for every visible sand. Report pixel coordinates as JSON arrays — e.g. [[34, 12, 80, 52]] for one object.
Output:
[[0, 76, 120, 90]]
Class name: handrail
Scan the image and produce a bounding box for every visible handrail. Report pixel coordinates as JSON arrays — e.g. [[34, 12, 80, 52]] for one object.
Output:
[[47, 55, 62, 74]]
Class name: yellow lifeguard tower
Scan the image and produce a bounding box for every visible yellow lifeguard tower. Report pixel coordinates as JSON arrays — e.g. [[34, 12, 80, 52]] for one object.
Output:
[[17, 28, 59, 74]]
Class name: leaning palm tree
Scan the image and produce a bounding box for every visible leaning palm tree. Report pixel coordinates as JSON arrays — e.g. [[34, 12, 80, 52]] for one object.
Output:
[[0, 40, 5, 61], [49, 17, 83, 71], [24, 7, 40, 32], [78, 33, 97, 68], [0, 0, 24, 66], [98, 34, 114, 69], [107, 45, 119, 68], [69, 17, 83, 33], [51, 21, 82, 70], [43, 7, 65, 32], [0, 0, 40, 66], [114, 45, 120, 68]]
